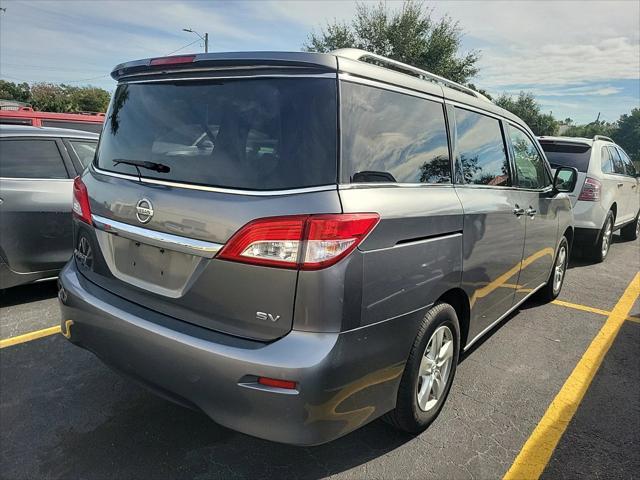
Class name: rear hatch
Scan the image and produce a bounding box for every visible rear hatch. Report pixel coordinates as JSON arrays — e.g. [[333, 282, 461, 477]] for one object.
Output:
[[78, 63, 339, 341], [539, 139, 592, 206]]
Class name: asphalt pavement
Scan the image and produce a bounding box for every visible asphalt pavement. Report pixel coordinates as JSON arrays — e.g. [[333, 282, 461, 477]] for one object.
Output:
[[0, 233, 638, 480]]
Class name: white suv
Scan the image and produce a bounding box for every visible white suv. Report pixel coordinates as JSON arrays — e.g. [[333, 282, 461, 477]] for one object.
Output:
[[539, 135, 639, 262]]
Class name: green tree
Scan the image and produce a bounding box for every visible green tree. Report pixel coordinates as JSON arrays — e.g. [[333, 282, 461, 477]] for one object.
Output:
[[29, 83, 73, 112], [68, 87, 110, 112], [0, 80, 31, 103], [304, 0, 479, 84], [494, 91, 559, 136], [612, 108, 639, 162], [563, 120, 617, 139]]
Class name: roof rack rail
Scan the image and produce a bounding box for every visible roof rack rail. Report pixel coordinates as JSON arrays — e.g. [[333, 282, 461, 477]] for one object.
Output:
[[593, 135, 614, 143], [331, 48, 491, 102]]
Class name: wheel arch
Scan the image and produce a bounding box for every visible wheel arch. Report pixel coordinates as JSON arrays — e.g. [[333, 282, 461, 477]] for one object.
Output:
[[437, 288, 471, 349]]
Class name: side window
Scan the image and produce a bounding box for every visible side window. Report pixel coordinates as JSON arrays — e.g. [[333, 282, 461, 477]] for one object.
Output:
[[509, 126, 551, 189], [69, 140, 98, 168], [608, 146, 625, 174], [617, 148, 636, 177], [0, 139, 68, 179], [341, 82, 450, 184], [600, 146, 614, 173], [455, 108, 510, 186]]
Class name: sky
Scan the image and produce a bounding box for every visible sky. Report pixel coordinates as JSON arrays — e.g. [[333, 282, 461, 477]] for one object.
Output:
[[0, 0, 638, 124]]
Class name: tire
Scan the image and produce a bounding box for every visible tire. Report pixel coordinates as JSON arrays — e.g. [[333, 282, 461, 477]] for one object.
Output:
[[587, 211, 614, 263], [384, 302, 460, 434], [620, 212, 639, 241], [538, 236, 569, 302]]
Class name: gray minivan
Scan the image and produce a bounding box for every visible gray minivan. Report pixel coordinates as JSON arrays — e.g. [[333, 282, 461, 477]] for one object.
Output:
[[58, 49, 576, 445]]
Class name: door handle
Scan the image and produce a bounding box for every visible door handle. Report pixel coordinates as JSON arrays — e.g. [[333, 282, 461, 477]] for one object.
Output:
[[632, 184, 637, 189], [526, 207, 537, 217], [513, 207, 525, 216], [617, 182, 624, 187]]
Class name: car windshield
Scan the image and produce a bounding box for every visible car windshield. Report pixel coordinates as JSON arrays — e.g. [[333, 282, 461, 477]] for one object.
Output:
[[96, 77, 337, 190], [540, 142, 592, 172]]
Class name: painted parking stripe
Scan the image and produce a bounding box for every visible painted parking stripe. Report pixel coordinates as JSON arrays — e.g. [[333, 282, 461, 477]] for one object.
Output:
[[504, 272, 640, 480], [0, 326, 60, 349], [552, 299, 640, 323]]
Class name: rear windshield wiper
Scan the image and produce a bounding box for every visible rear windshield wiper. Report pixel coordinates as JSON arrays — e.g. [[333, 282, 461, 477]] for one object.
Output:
[[112, 158, 170, 173]]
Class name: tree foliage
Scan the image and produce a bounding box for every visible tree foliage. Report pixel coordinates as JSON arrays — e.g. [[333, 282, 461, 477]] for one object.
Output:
[[494, 91, 559, 136], [562, 120, 617, 140], [0, 80, 110, 112], [304, 0, 479, 84], [0, 80, 31, 103], [612, 108, 639, 162]]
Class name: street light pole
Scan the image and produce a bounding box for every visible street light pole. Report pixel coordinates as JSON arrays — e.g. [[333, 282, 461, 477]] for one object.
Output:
[[182, 28, 209, 53]]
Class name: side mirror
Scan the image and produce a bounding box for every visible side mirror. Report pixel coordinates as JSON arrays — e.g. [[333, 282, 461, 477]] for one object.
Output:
[[553, 167, 578, 193]]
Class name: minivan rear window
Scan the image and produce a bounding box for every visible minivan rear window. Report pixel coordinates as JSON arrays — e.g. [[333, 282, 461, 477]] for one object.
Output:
[[539, 142, 592, 172], [96, 78, 337, 191]]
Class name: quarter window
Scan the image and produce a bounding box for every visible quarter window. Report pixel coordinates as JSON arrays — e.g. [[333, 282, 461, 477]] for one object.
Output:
[[617, 148, 637, 177], [455, 108, 510, 186], [341, 82, 450, 184], [509, 126, 551, 189], [69, 140, 97, 167], [600, 147, 614, 173], [0, 139, 68, 179], [608, 146, 626, 175]]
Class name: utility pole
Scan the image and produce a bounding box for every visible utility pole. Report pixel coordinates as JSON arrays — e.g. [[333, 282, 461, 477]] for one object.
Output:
[[183, 28, 209, 53]]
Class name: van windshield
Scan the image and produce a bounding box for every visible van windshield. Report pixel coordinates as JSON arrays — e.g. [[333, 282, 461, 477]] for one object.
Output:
[[96, 77, 337, 190]]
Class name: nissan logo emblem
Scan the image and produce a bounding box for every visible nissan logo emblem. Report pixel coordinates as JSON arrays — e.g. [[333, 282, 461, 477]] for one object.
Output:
[[135, 198, 154, 224]]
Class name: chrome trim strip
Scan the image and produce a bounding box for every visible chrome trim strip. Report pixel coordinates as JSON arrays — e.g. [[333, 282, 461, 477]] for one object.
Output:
[[339, 182, 453, 189], [92, 214, 223, 258], [121, 72, 337, 84], [91, 166, 337, 196], [463, 283, 546, 352]]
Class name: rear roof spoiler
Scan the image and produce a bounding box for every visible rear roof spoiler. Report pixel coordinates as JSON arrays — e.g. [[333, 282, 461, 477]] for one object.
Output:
[[593, 135, 614, 143], [110, 51, 338, 81]]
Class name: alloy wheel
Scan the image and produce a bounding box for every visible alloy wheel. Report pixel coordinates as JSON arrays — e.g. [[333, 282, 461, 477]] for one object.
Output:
[[601, 218, 613, 258], [417, 325, 454, 412], [553, 244, 567, 294]]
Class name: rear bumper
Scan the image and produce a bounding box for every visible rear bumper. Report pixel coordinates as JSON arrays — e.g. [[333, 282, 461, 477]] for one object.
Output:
[[58, 261, 419, 445], [572, 200, 607, 230]]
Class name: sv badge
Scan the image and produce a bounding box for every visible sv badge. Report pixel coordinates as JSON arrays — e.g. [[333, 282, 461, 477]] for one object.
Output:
[[256, 311, 281, 322]]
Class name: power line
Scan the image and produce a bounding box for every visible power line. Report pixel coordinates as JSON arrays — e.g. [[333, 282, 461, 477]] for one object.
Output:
[[165, 38, 200, 56]]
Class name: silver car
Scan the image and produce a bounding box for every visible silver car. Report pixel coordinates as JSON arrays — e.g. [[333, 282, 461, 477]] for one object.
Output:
[[539, 135, 640, 261], [58, 50, 576, 445], [0, 125, 99, 289]]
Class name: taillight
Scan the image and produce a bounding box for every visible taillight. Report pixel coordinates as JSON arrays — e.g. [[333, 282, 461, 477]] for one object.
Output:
[[149, 55, 196, 66], [72, 176, 92, 224], [217, 213, 380, 270], [578, 177, 601, 201]]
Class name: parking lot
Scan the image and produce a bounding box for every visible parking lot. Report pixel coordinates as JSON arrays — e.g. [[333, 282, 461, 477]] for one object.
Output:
[[1, 235, 638, 480]]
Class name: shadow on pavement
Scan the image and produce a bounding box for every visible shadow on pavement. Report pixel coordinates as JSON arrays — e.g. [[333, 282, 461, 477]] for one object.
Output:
[[0, 280, 58, 308], [1, 336, 413, 480]]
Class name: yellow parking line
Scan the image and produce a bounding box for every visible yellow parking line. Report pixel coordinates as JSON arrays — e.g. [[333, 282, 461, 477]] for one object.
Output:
[[551, 299, 611, 317], [0, 326, 61, 349], [504, 272, 640, 480], [552, 299, 640, 324]]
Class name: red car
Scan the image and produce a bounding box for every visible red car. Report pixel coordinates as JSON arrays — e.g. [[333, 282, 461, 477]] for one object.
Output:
[[0, 106, 104, 133]]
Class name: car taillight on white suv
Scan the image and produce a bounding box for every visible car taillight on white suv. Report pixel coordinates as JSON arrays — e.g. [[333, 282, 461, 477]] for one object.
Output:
[[72, 176, 92, 224], [578, 177, 601, 201], [217, 213, 380, 270]]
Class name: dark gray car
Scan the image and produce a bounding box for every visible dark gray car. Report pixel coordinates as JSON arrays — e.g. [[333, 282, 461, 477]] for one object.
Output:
[[0, 125, 98, 289], [57, 50, 576, 445]]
